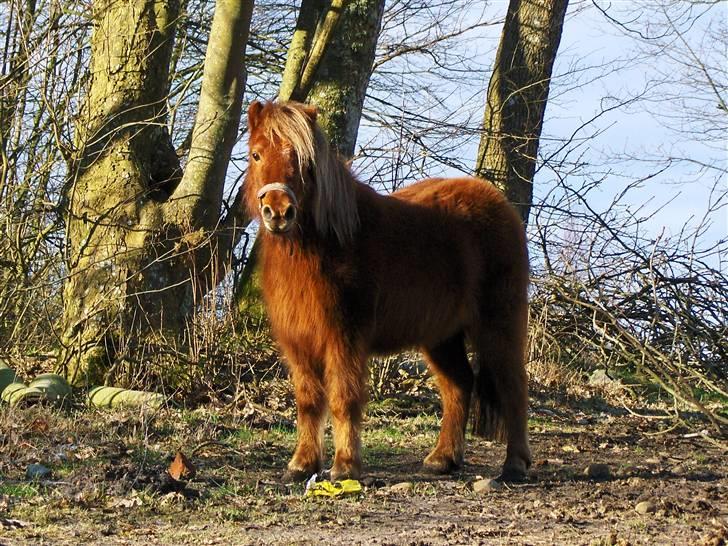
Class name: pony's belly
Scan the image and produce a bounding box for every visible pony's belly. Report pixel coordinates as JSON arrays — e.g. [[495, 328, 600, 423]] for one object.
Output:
[[368, 305, 468, 354]]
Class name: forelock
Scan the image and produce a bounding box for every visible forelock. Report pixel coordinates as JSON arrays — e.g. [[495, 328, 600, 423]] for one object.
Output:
[[262, 104, 317, 175]]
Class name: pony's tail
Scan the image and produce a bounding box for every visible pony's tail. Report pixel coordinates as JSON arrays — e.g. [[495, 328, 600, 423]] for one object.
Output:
[[471, 363, 508, 441]]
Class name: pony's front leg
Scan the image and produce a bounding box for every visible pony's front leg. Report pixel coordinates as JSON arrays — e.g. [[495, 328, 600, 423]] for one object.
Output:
[[283, 345, 327, 482], [325, 346, 367, 481]]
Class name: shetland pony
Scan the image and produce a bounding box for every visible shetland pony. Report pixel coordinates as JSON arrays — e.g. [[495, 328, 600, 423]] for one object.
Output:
[[244, 101, 531, 482]]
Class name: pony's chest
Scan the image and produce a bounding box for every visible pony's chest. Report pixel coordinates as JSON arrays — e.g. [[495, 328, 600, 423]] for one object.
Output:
[[261, 248, 343, 339]]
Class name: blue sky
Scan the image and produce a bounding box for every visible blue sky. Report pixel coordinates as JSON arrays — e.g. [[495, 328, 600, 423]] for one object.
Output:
[[556, 3, 723, 227], [365, 1, 726, 253]]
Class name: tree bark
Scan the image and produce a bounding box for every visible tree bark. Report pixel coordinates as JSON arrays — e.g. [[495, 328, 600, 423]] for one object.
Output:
[[306, 0, 385, 157], [277, 0, 384, 156], [474, 0, 569, 225], [278, 0, 330, 102], [59, 0, 254, 386]]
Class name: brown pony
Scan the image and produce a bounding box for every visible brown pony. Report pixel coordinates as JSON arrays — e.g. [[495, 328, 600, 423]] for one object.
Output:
[[244, 100, 531, 482]]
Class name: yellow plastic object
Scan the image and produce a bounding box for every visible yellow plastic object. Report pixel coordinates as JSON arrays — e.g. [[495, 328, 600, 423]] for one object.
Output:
[[304, 479, 363, 498]]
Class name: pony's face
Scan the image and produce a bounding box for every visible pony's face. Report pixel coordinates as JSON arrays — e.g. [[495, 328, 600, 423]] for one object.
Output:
[[244, 101, 318, 236]]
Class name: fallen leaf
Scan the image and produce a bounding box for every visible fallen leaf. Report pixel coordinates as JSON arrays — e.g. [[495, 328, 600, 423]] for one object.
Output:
[[159, 491, 185, 506], [168, 451, 196, 481], [111, 494, 143, 508], [30, 418, 49, 434]]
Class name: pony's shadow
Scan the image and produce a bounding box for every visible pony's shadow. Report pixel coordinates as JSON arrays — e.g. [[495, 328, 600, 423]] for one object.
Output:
[[361, 444, 502, 485]]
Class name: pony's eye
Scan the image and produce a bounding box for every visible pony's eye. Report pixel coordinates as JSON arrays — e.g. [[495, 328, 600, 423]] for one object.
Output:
[[251, 151, 260, 161]]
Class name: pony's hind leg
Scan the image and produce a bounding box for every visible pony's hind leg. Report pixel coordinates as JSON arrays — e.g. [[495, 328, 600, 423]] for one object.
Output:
[[422, 332, 473, 473], [471, 317, 532, 481], [324, 344, 367, 481], [283, 344, 327, 482]]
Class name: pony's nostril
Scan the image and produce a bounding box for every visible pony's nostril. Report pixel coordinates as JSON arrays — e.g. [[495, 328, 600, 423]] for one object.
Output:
[[262, 205, 273, 220], [284, 206, 296, 221]]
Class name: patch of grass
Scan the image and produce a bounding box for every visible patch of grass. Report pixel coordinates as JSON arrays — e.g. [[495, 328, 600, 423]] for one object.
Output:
[[0, 482, 38, 498], [528, 415, 583, 434], [262, 424, 297, 446], [128, 445, 166, 467], [375, 425, 405, 440], [207, 481, 257, 501], [217, 506, 251, 523], [52, 456, 102, 478], [693, 453, 708, 465], [232, 426, 255, 443], [694, 387, 728, 405], [528, 416, 559, 430], [362, 443, 409, 465], [414, 482, 439, 496], [182, 409, 223, 429]]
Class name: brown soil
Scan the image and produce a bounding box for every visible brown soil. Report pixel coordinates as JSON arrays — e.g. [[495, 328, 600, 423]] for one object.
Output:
[[0, 396, 726, 545]]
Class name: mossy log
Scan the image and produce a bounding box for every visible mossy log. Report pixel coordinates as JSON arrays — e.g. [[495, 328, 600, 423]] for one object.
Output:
[[87, 386, 165, 410], [1, 373, 72, 407]]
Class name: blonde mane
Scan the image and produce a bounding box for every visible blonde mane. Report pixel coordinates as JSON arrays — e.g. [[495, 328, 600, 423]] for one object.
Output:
[[263, 103, 360, 245]]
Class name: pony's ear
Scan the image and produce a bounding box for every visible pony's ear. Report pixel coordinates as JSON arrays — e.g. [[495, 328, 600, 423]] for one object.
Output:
[[248, 101, 264, 132], [301, 104, 318, 123]]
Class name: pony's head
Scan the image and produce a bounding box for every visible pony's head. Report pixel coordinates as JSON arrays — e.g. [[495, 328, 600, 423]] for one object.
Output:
[[244, 101, 359, 244]]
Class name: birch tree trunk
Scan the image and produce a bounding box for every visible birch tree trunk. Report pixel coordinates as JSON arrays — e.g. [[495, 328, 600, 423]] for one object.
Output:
[[474, 0, 569, 224], [59, 0, 254, 386]]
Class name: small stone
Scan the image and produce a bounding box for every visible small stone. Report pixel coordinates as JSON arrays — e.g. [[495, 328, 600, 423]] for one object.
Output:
[[635, 500, 657, 514], [361, 476, 386, 488], [472, 478, 503, 493], [644, 457, 660, 465], [26, 463, 51, 480], [585, 463, 611, 480], [588, 369, 615, 387], [389, 481, 413, 494]]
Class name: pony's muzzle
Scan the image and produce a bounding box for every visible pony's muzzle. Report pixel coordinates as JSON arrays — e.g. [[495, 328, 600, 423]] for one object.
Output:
[[257, 183, 298, 234], [261, 202, 296, 234]]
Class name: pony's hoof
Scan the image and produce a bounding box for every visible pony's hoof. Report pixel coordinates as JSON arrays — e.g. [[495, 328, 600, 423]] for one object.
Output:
[[423, 452, 461, 474], [330, 466, 361, 482], [282, 467, 316, 483], [497, 463, 528, 483]]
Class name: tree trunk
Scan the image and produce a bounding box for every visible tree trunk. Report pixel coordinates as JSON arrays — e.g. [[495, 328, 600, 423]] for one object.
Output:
[[306, 0, 385, 157], [474, 0, 569, 225], [59, 0, 254, 386], [278, 0, 384, 157], [235, 0, 384, 317]]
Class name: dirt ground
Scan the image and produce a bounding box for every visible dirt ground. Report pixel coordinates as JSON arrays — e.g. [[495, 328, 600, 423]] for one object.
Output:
[[0, 389, 726, 545]]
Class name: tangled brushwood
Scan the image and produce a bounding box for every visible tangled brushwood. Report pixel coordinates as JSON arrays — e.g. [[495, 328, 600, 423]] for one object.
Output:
[[527, 177, 727, 434]]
